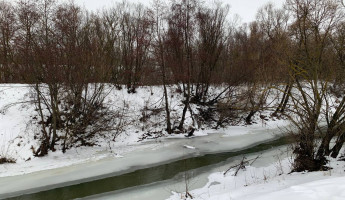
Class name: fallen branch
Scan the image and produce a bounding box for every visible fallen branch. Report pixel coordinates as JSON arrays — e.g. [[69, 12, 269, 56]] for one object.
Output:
[[223, 154, 261, 176]]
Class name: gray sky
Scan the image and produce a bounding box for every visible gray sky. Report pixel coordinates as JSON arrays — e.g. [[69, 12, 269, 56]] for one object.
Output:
[[67, 0, 286, 24]]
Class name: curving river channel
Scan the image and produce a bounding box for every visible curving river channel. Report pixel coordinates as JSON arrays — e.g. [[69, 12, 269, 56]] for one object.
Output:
[[4, 135, 290, 200]]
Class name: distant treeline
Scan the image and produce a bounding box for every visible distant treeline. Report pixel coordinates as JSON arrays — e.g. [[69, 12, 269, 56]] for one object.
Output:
[[0, 0, 331, 88]]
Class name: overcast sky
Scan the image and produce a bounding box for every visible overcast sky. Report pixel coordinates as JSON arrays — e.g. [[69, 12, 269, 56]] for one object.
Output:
[[66, 0, 285, 24]]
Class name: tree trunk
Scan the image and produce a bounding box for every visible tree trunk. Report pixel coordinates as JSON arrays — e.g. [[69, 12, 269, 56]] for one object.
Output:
[[163, 83, 172, 134], [274, 82, 291, 115], [316, 132, 333, 160], [330, 133, 345, 158], [179, 101, 189, 130], [280, 83, 292, 113], [246, 110, 256, 125], [49, 84, 58, 151], [161, 51, 172, 134], [35, 83, 50, 156]]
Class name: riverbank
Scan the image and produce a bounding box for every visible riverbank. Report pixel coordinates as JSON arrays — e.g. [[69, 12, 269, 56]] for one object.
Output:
[[86, 142, 291, 200], [0, 84, 288, 178], [167, 151, 345, 200], [0, 84, 291, 199], [0, 128, 287, 199]]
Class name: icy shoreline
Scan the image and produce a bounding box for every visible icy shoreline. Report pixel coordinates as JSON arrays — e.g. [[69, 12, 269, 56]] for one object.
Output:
[[0, 126, 285, 198]]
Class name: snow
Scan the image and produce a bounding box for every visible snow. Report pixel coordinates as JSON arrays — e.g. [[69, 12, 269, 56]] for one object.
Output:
[[1, 84, 344, 200], [87, 141, 344, 200], [85, 145, 290, 200], [250, 177, 345, 200], [167, 150, 345, 200], [0, 84, 289, 179], [0, 84, 291, 198], [0, 130, 285, 197], [183, 145, 196, 149]]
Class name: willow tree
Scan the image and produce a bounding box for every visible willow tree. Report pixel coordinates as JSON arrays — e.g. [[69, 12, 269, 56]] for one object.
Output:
[[286, 0, 343, 171]]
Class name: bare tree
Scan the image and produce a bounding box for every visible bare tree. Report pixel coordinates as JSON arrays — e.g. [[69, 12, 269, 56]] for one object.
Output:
[[151, 0, 173, 134], [118, 2, 152, 93], [0, 1, 17, 82], [256, 3, 291, 115], [167, 0, 198, 131], [286, 0, 342, 171], [194, 2, 229, 103]]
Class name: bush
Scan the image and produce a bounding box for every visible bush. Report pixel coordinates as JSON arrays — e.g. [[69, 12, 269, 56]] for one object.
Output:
[[0, 156, 16, 164]]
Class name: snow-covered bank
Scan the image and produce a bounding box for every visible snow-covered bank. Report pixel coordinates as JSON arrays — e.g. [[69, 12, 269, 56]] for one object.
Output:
[[0, 84, 288, 178], [0, 84, 292, 199], [167, 151, 345, 200]]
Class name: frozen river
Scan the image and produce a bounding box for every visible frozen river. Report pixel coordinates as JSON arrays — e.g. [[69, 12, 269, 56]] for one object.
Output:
[[1, 126, 288, 200]]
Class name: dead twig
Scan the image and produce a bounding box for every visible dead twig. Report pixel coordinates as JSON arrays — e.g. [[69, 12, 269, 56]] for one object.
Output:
[[223, 154, 261, 176]]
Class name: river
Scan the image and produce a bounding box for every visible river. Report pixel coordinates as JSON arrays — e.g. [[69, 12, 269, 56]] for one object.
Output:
[[2, 132, 289, 200]]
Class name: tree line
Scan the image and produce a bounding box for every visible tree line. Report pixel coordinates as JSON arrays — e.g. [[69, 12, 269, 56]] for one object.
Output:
[[0, 0, 289, 87]]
